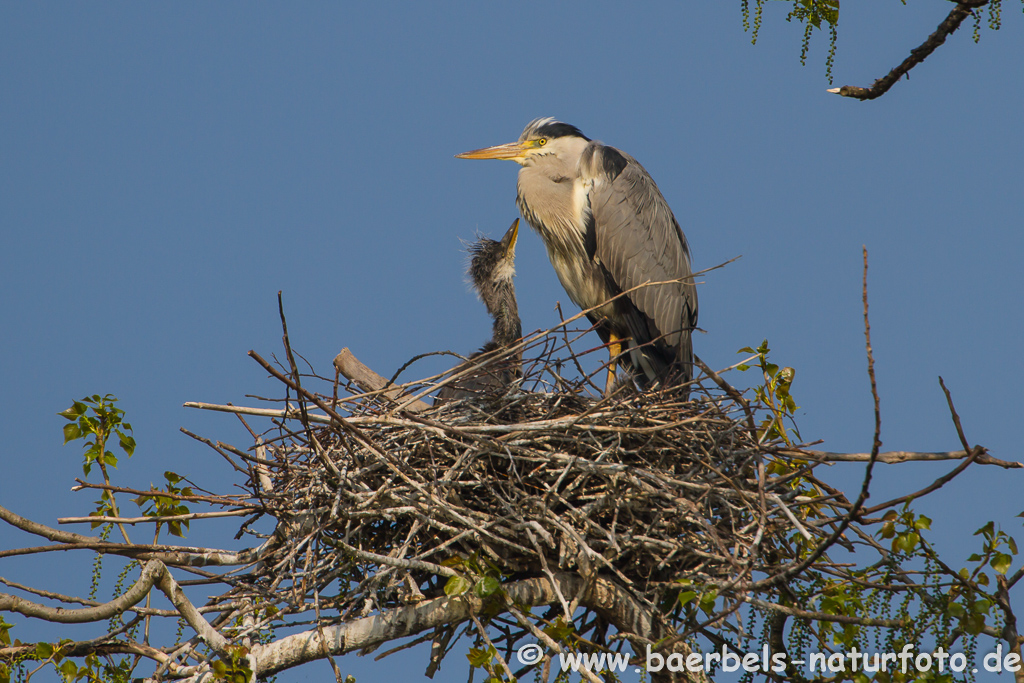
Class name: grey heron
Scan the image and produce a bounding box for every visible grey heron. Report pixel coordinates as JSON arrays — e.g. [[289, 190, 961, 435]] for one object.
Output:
[[436, 219, 523, 403], [457, 118, 697, 395]]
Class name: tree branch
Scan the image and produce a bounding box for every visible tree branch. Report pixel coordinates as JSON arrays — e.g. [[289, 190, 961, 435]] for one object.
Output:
[[0, 502, 262, 567], [156, 573, 705, 683], [334, 348, 431, 413], [0, 559, 228, 654], [780, 447, 1015, 468], [0, 561, 165, 624], [828, 1, 988, 100]]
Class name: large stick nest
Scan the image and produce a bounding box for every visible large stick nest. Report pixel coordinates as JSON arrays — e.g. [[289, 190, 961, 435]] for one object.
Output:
[[242, 331, 830, 624]]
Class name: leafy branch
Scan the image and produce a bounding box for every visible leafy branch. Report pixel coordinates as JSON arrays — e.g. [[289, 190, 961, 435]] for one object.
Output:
[[737, 340, 801, 446], [58, 395, 136, 543]]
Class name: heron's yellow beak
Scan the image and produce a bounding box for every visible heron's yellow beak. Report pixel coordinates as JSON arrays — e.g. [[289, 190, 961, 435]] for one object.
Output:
[[501, 219, 520, 258], [456, 141, 531, 161]]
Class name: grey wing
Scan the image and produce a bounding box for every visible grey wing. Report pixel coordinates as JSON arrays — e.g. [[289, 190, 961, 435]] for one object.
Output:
[[584, 144, 698, 371]]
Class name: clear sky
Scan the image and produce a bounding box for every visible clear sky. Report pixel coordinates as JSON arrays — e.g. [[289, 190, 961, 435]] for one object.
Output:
[[2, 3, 1022, 681]]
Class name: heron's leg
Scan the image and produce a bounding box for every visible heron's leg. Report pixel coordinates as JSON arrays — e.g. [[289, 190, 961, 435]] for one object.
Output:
[[605, 333, 622, 396]]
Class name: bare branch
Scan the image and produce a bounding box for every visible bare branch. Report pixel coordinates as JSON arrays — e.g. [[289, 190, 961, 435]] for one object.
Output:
[[235, 574, 703, 683], [58, 510, 249, 525], [0, 561, 165, 624], [828, 1, 989, 100], [1, 559, 227, 654], [334, 348, 431, 412], [782, 448, 1019, 468]]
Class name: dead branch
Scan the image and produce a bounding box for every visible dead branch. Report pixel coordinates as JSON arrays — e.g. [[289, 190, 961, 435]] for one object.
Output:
[[783, 448, 1020, 468], [57, 510, 249, 525], [334, 348, 431, 413]]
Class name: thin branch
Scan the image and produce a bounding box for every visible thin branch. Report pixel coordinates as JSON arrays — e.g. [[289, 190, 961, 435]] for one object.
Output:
[[70, 481, 253, 506], [859, 446, 985, 516], [743, 596, 907, 628], [781, 448, 1015, 468], [828, 1, 989, 100], [57, 510, 249, 525]]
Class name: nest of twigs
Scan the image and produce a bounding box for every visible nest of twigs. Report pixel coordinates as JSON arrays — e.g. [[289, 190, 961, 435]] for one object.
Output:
[[238, 327, 828, 623]]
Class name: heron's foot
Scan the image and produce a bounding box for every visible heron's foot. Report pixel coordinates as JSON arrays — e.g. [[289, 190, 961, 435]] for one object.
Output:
[[604, 335, 623, 397]]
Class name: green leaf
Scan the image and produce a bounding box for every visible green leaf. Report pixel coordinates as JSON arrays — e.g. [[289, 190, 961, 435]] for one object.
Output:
[[543, 617, 574, 643], [467, 646, 494, 668], [820, 596, 841, 614], [678, 590, 697, 607], [444, 575, 472, 596], [79, 417, 98, 434], [474, 576, 501, 598], [992, 552, 1012, 575], [698, 590, 718, 615], [62, 423, 82, 445], [35, 642, 54, 659], [963, 612, 986, 635], [59, 660, 78, 677], [896, 531, 918, 554], [118, 433, 136, 457]]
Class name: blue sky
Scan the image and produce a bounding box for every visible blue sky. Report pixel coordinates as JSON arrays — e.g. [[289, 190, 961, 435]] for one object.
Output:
[[2, 3, 1022, 681]]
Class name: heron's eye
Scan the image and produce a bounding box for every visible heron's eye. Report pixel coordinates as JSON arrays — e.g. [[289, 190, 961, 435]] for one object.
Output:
[[537, 138, 547, 146]]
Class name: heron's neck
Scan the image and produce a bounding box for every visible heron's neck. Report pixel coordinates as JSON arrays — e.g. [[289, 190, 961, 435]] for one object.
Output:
[[516, 162, 590, 265], [489, 282, 521, 348]]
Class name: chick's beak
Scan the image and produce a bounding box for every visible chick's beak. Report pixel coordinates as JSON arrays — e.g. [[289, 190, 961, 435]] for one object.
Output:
[[501, 219, 520, 258]]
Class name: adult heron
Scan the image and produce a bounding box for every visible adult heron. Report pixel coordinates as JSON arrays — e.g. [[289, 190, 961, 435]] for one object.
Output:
[[457, 118, 697, 395], [436, 219, 523, 403]]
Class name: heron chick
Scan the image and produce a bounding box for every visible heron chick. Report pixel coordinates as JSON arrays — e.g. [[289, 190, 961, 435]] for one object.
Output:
[[436, 219, 522, 403], [457, 118, 697, 396]]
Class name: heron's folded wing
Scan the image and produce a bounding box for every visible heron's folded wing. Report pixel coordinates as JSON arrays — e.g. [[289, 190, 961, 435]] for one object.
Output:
[[585, 145, 698, 359]]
